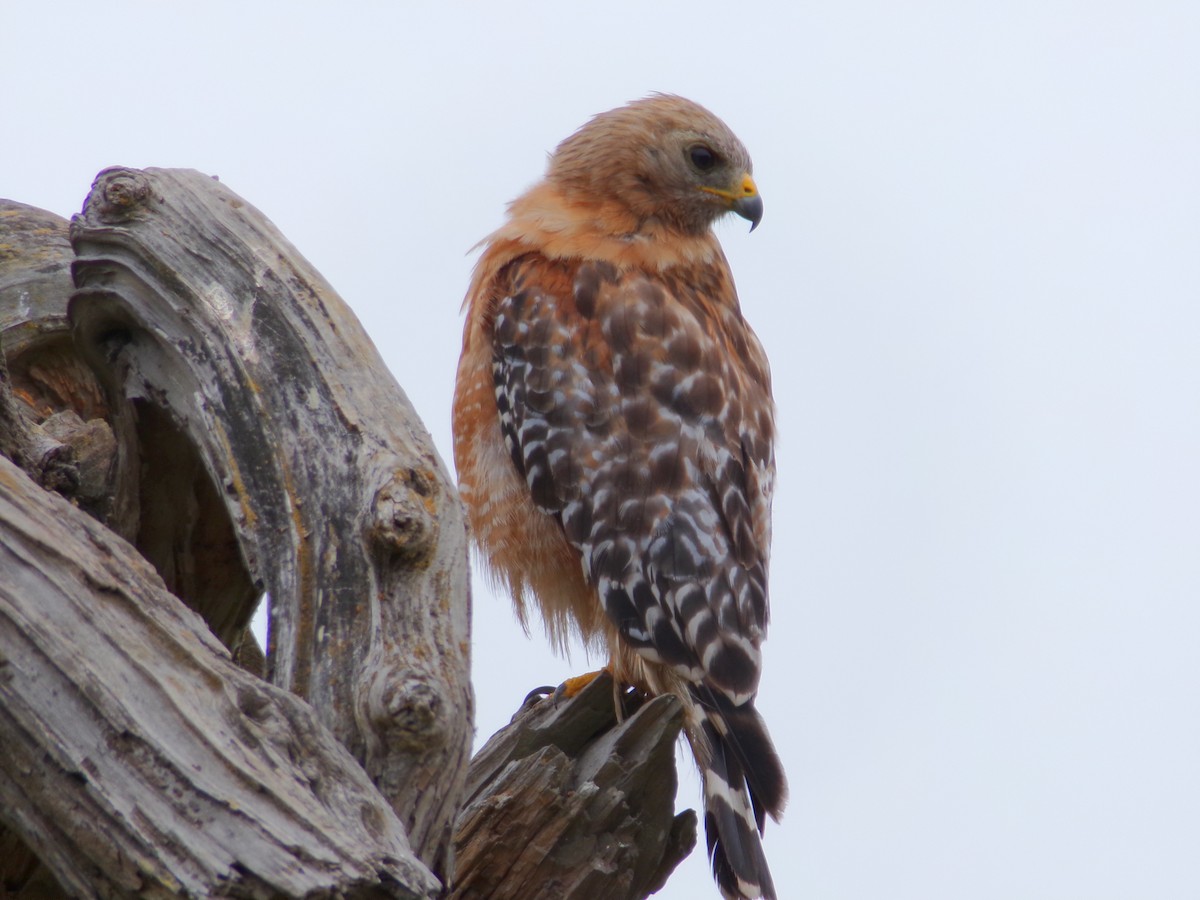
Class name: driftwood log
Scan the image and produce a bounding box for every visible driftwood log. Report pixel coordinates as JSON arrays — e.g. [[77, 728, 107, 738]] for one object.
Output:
[[0, 175, 694, 899]]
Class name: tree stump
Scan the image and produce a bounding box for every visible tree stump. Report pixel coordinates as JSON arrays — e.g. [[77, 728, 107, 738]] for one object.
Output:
[[0, 173, 694, 899]]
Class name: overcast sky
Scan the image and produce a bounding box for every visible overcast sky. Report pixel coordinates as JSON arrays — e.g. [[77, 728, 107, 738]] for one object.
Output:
[[4, 3, 1199, 898]]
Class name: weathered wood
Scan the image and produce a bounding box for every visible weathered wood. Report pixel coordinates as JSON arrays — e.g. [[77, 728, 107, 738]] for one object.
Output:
[[66, 168, 473, 877], [0, 452, 440, 899], [452, 673, 697, 899], [0, 199, 124, 895], [0, 198, 259, 666], [1, 181, 695, 899], [0, 201, 113, 507]]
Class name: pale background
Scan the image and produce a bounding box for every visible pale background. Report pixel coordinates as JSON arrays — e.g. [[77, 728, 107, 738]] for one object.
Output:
[[4, 3, 1199, 898]]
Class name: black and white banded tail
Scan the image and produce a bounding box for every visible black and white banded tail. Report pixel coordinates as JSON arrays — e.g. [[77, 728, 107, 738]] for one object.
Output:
[[692, 687, 787, 900]]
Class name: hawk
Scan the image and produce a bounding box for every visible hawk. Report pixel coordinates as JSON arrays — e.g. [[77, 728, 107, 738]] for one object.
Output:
[[453, 94, 786, 899]]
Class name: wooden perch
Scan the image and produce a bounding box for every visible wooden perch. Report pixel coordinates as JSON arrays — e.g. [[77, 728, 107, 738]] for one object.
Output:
[[452, 673, 697, 900], [0, 451, 440, 899]]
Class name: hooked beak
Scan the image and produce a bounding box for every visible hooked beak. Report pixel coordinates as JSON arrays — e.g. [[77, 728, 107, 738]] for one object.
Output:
[[701, 173, 764, 232], [733, 191, 764, 232]]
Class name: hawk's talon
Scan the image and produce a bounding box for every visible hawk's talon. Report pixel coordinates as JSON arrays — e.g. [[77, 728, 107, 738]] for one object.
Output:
[[522, 685, 556, 707], [554, 666, 611, 700]]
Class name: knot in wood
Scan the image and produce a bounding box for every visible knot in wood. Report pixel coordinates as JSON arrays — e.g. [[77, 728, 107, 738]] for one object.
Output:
[[92, 168, 152, 222], [369, 467, 439, 564], [33, 435, 79, 496], [234, 682, 273, 722], [365, 667, 446, 752], [40, 411, 117, 507]]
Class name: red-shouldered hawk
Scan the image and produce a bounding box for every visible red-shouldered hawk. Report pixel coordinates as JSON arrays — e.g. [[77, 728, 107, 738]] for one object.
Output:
[[453, 94, 786, 900]]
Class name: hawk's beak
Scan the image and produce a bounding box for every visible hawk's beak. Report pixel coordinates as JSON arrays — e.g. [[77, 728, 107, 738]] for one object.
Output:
[[733, 189, 764, 232], [702, 174, 764, 232]]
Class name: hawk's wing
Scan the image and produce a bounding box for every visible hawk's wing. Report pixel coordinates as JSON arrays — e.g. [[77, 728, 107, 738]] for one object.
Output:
[[491, 253, 775, 705]]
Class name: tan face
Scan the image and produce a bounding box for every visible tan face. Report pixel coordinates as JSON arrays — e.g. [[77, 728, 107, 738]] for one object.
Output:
[[549, 94, 762, 236]]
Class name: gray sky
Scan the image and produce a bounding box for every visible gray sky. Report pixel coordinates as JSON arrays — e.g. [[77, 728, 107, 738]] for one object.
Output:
[[4, 2, 1199, 897]]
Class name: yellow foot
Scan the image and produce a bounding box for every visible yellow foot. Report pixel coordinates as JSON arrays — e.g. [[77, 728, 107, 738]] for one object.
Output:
[[557, 666, 612, 699]]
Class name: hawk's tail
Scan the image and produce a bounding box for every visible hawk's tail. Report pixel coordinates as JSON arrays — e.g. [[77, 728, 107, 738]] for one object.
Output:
[[692, 688, 787, 900]]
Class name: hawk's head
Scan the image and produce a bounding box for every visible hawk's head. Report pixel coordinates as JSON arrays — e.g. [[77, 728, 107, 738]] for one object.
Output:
[[547, 94, 763, 236]]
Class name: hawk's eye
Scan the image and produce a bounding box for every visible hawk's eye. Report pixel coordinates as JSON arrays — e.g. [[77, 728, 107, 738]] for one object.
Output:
[[689, 144, 718, 172]]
